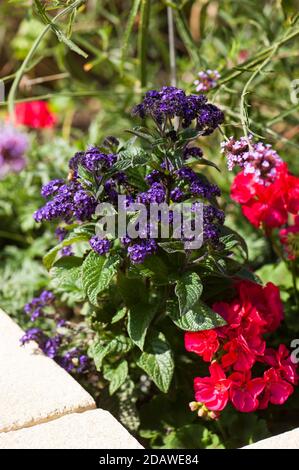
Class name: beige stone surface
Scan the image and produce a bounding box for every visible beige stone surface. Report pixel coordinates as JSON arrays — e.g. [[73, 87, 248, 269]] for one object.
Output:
[[0, 409, 143, 449], [0, 309, 95, 432], [243, 427, 299, 449]]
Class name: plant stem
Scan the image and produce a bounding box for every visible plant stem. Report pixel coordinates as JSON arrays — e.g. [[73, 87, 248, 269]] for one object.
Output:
[[7, 0, 84, 122], [167, 5, 176, 87]]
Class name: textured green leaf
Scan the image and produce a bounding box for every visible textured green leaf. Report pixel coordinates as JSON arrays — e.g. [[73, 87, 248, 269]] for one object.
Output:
[[89, 335, 133, 371], [104, 360, 129, 395], [82, 252, 119, 305], [175, 272, 203, 315], [137, 331, 174, 393], [158, 241, 185, 253], [43, 233, 89, 270], [127, 304, 156, 350], [168, 301, 226, 331]]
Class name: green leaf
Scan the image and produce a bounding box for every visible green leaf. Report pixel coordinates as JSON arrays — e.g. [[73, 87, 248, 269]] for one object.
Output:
[[113, 149, 149, 171], [175, 272, 203, 315], [127, 304, 156, 350], [43, 233, 89, 270], [168, 301, 226, 331], [104, 361, 129, 395], [137, 331, 174, 393], [50, 256, 84, 302], [89, 335, 133, 371], [120, 0, 141, 72], [111, 307, 127, 324], [82, 252, 119, 305], [136, 255, 169, 284], [255, 261, 293, 289]]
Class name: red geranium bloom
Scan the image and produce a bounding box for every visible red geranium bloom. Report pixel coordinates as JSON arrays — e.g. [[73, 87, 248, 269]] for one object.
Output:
[[14, 101, 57, 129], [263, 345, 299, 385], [259, 367, 294, 409], [229, 371, 265, 412], [221, 335, 257, 371], [231, 163, 299, 229], [194, 362, 231, 411], [236, 281, 283, 334], [279, 216, 299, 260], [184, 330, 219, 362]]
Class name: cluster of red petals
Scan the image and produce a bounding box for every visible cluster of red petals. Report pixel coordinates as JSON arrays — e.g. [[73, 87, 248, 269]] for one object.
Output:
[[14, 101, 57, 129], [185, 281, 298, 413], [231, 163, 299, 229]]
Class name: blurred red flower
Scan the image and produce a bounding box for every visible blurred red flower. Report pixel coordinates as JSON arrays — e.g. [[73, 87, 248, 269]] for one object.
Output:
[[14, 101, 57, 129]]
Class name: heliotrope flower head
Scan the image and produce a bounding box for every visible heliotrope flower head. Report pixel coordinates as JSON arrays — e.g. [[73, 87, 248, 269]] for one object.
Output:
[[89, 235, 111, 255], [24, 290, 55, 322], [132, 86, 223, 131], [0, 123, 28, 177], [194, 70, 221, 92]]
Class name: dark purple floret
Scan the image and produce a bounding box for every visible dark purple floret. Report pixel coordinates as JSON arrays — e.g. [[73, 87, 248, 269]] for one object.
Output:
[[137, 182, 166, 204], [41, 179, 64, 198], [55, 226, 67, 242], [89, 235, 111, 255], [176, 166, 198, 182], [170, 187, 185, 202], [43, 335, 62, 359], [34, 181, 97, 223], [145, 169, 164, 185], [60, 245, 74, 257], [20, 327, 46, 346], [24, 290, 55, 321], [183, 146, 203, 160], [197, 104, 224, 135], [82, 147, 117, 172], [127, 239, 158, 264], [59, 348, 89, 373]]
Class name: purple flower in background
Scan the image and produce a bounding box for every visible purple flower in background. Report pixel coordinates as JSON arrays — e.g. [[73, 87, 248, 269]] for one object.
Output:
[[194, 70, 221, 92], [24, 290, 55, 321], [0, 124, 28, 177], [59, 348, 89, 373], [89, 235, 111, 255]]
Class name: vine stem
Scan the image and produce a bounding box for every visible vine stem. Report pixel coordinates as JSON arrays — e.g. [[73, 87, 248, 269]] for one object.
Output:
[[7, 0, 84, 122], [167, 5, 176, 87]]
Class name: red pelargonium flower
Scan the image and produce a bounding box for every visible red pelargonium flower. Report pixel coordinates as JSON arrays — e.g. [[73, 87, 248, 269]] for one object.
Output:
[[229, 371, 265, 412], [194, 362, 231, 411], [221, 335, 257, 371], [14, 101, 57, 129], [184, 330, 219, 362], [236, 281, 283, 334], [259, 367, 294, 409], [279, 216, 299, 260], [231, 163, 299, 228], [262, 345, 299, 385]]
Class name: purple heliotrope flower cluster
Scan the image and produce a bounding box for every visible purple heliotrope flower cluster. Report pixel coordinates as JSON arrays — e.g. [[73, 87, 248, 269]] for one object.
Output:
[[21, 290, 89, 374], [132, 86, 224, 134], [24, 290, 55, 321], [34, 87, 225, 265], [221, 136, 283, 184], [0, 123, 28, 177], [194, 70, 221, 92]]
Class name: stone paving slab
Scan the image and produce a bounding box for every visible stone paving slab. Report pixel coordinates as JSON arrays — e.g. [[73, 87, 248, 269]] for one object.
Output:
[[0, 409, 143, 449], [243, 427, 299, 449], [0, 309, 95, 432]]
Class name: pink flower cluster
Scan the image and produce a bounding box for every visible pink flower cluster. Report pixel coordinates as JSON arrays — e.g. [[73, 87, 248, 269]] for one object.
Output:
[[185, 281, 298, 415], [221, 136, 283, 185], [194, 70, 220, 92]]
